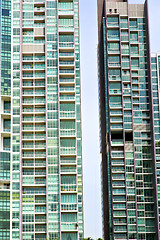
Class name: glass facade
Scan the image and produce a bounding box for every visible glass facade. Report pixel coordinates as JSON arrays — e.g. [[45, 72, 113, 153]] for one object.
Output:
[[1, 0, 83, 239], [0, 0, 11, 239], [151, 54, 160, 233], [98, 1, 159, 239]]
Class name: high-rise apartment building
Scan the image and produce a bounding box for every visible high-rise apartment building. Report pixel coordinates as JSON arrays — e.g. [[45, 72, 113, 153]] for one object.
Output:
[[0, 0, 84, 239], [98, 0, 160, 239]]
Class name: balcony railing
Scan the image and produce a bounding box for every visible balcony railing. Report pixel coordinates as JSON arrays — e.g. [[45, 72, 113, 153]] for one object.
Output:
[[59, 52, 74, 57], [59, 61, 74, 65], [60, 87, 75, 92], [61, 184, 77, 192], [60, 130, 75, 136], [3, 128, 11, 132], [59, 43, 74, 48], [60, 111, 75, 118], [61, 223, 77, 231], [112, 152, 124, 158], [4, 109, 11, 114], [59, 78, 74, 83], [35, 219, 46, 222], [59, 69, 74, 74], [60, 148, 76, 155], [61, 204, 77, 211]]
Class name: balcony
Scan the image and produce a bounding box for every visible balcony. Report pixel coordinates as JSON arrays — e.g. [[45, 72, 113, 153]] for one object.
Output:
[[59, 43, 74, 48], [35, 179, 46, 184], [35, 228, 46, 233], [35, 218, 46, 223], [108, 62, 121, 68], [61, 167, 76, 174], [3, 147, 10, 151], [60, 129, 76, 137], [58, 10, 74, 16], [61, 159, 76, 164], [60, 147, 76, 155], [22, 117, 45, 123], [34, 15, 45, 20], [59, 78, 75, 83], [34, 7, 45, 12], [60, 111, 75, 118], [61, 223, 78, 231], [22, 144, 46, 149], [23, 153, 34, 158], [35, 171, 46, 176], [59, 69, 75, 74], [60, 95, 75, 101], [61, 204, 77, 211], [23, 56, 33, 61], [35, 207, 46, 213], [35, 56, 45, 61], [112, 167, 125, 173], [59, 52, 74, 57], [34, 39, 45, 44], [23, 190, 46, 194], [109, 90, 121, 95], [59, 26, 74, 32], [59, 61, 74, 66], [110, 124, 123, 130], [110, 103, 122, 108], [3, 109, 11, 114], [107, 22, 119, 28], [112, 151, 124, 158], [111, 140, 123, 146], [121, 36, 129, 42], [112, 160, 124, 165], [23, 90, 45, 96], [123, 89, 131, 95], [3, 128, 11, 133], [113, 211, 126, 217], [35, 199, 46, 204], [108, 49, 120, 54], [60, 86, 75, 92], [22, 108, 45, 113], [112, 175, 125, 180], [107, 35, 120, 41], [122, 75, 130, 82], [113, 189, 125, 195], [61, 184, 77, 192]]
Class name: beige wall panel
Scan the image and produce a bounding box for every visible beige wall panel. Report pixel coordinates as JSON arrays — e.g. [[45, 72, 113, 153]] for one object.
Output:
[[106, 2, 128, 15], [129, 4, 144, 17], [34, 28, 45, 36], [22, 44, 45, 53]]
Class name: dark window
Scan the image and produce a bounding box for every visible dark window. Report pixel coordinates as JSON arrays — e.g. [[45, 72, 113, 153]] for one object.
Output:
[[2, 9, 9, 16]]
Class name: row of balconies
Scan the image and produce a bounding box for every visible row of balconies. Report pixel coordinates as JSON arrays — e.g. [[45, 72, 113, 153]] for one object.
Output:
[[22, 113, 75, 123], [23, 161, 46, 167], [23, 100, 45, 105], [23, 64, 45, 70], [22, 117, 45, 122], [23, 81, 45, 87], [23, 55, 45, 61], [22, 126, 45, 131], [22, 144, 46, 149], [22, 108, 45, 113], [22, 148, 76, 157], [23, 90, 45, 95]]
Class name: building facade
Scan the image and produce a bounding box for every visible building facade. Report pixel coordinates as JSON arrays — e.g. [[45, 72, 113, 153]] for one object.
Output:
[[0, 0, 11, 239], [0, 0, 84, 239], [98, 0, 160, 239]]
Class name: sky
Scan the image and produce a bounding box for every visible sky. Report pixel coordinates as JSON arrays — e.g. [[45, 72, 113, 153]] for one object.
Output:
[[79, 0, 160, 239]]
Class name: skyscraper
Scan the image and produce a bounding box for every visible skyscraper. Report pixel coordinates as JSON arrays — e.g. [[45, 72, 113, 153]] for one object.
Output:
[[1, 0, 84, 239], [98, 0, 159, 239]]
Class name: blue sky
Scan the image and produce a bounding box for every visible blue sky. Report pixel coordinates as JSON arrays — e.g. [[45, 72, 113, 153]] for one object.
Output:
[[79, 0, 160, 238]]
